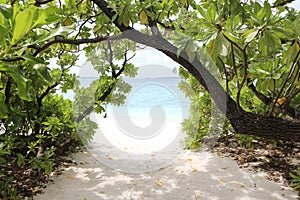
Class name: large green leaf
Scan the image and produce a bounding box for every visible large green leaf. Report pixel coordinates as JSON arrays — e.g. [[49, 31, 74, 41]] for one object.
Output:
[[222, 30, 241, 44], [33, 25, 74, 44], [35, 65, 53, 84], [32, 6, 61, 28], [0, 65, 32, 101], [257, 1, 271, 22], [244, 27, 260, 43], [12, 5, 36, 45], [211, 32, 230, 57], [284, 42, 300, 68], [207, 3, 216, 23], [258, 30, 281, 56]]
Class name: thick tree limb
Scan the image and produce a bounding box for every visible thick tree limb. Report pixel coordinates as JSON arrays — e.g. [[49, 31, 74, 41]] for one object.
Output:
[[31, 35, 123, 56]]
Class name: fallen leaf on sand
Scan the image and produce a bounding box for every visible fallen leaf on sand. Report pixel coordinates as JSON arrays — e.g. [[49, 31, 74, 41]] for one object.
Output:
[[68, 175, 75, 180], [159, 167, 165, 171], [194, 193, 201, 199], [235, 182, 245, 187], [108, 157, 113, 160], [186, 158, 193, 162], [192, 168, 198, 172], [218, 179, 226, 183], [156, 179, 164, 187], [53, 171, 63, 175], [31, 186, 41, 193], [63, 162, 72, 167]]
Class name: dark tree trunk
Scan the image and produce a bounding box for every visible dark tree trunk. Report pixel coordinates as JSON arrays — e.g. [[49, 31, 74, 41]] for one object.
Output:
[[91, 0, 300, 142]]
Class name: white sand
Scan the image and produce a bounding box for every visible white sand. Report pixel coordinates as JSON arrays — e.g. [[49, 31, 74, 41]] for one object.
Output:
[[34, 149, 298, 200], [34, 116, 298, 199]]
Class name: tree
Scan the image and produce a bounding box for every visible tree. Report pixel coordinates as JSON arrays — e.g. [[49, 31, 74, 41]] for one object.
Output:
[[1, 0, 300, 144]]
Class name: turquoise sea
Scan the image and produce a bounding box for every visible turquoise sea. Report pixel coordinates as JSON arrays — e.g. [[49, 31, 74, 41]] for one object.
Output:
[[78, 77, 190, 122]]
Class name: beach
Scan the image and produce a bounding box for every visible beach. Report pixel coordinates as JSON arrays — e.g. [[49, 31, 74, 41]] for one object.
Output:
[[34, 114, 298, 200], [34, 147, 298, 200]]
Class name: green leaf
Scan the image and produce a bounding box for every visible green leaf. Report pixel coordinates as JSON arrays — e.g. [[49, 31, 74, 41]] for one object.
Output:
[[257, 2, 271, 22], [185, 41, 197, 62], [269, 26, 290, 39], [222, 30, 241, 44], [0, 8, 4, 25], [33, 25, 74, 44], [214, 32, 230, 57], [94, 105, 105, 114], [0, 24, 8, 44], [290, 172, 299, 179], [244, 27, 260, 43], [23, 55, 45, 64], [12, 5, 36, 45], [0, 4, 12, 19], [0, 65, 31, 101], [177, 45, 185, 58], [258, 31, 281, 56], [35, 65, 53, 84], [139, 10, 148, 24], [123, 63, 137, 78], [186, 47, 195, 62], [207, 3, 216, 23], [196, 5, 206, 18], [284, 42, 300, 67], [33, 6, 61, 28]]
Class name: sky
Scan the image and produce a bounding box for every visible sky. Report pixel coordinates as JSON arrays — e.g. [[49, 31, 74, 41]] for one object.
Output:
[[285, 1, 300, 10], [77, 47, 180, 78]]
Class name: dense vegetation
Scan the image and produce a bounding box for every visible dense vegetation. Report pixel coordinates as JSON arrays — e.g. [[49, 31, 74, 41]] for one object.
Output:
[[0, 0, 299, 198]]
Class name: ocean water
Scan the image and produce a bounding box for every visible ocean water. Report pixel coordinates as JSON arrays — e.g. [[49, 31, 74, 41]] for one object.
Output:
[[78, 77, 190, 122]]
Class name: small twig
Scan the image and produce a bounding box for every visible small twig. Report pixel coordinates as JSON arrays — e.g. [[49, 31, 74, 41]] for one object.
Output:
[[74, 13, 102, 39]]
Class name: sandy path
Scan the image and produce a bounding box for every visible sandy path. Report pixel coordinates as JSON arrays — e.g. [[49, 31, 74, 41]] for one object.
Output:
[[34, 148, 297, 200]]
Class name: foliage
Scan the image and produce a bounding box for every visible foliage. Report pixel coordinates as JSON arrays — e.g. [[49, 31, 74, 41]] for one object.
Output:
[[290, 168, 300, 191], [176, 0, 300, 146], [0, 0, 299, 197], [178, 67, 212, 148], [0, 0, 136, 198]]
